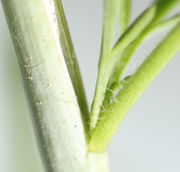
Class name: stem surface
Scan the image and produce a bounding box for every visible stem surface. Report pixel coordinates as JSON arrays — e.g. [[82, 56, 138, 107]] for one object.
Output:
[[2, 0, 87, 171]]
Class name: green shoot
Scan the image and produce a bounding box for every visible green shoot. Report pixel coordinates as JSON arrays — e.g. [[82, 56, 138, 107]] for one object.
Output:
[[89, 23, 180, 152], [91, 5, 156, 129]]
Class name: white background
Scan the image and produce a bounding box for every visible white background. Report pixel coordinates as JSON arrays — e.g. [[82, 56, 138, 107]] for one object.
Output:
[[0, 0, 180, 171]]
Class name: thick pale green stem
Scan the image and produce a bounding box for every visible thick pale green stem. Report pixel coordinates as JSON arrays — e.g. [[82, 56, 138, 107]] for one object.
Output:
[[2, 0, 87, 171]]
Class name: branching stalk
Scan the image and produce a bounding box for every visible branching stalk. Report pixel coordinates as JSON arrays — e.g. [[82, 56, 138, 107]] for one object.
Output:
[[89, 23, 180, 152], [90, 6, 156, 129]]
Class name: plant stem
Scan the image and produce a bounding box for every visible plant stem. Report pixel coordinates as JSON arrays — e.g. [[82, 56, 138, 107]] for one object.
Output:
[[89, 23, 180, 152], [90, 6, 156, 130], [2, 0, 87, 171], [53, 0, 90, 131], [86, 152, 109, 172]]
